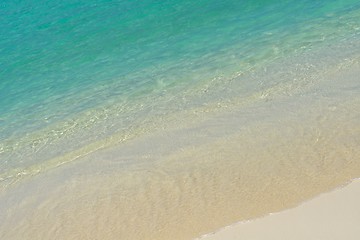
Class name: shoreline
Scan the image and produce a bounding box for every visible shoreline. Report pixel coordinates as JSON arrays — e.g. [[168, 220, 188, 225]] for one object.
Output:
[[0, 50, 359, 240], [197, 178, 360, 240], [1, 37, 360, 190]]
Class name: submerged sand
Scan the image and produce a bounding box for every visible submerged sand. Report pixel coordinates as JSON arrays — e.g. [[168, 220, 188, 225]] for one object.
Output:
[[0, 54, 359, 239], [198, 179, 360, 240]]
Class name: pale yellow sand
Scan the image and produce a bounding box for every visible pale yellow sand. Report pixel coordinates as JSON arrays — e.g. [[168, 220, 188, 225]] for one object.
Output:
[[198, 179, 360, 240]]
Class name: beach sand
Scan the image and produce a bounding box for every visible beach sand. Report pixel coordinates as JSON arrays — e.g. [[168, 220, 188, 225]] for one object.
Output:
[[198, 179, 360, 240]]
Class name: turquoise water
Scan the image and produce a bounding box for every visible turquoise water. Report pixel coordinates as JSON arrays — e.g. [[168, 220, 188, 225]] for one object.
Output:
[[1, 0, 360, 182], [1, 1, 360, 239]]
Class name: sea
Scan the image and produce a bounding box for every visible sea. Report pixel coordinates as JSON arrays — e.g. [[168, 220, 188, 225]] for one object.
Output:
[[1, 0, 360, 239]]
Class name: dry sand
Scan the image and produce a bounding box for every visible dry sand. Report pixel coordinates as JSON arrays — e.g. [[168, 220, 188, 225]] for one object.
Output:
[[198, 179, 360, 240]]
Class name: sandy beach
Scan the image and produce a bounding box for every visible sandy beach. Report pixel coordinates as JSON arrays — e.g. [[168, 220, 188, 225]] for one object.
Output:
[[0, 58, 359, 240], [198, 179, 360, 240], [1, 1, 360, 239]]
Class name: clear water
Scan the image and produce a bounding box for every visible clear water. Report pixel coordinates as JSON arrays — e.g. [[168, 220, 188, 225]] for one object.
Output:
[[1, 0, 360, 184], [1, 1, 360, 239]]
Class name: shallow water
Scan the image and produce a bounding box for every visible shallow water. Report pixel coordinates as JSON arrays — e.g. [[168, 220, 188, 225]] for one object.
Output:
[[1, 0, 360, 239], [1, 0, 360, 182], [1, 57, 360, 239]]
